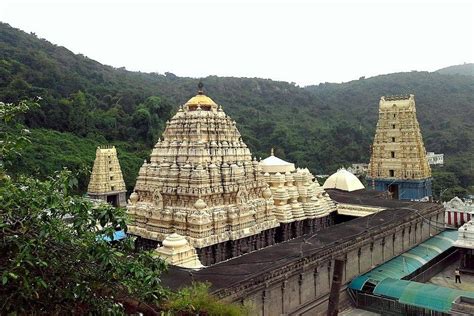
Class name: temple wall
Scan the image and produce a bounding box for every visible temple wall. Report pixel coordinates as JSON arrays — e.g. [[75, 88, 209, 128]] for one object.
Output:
[[220, 208, 443, 315]]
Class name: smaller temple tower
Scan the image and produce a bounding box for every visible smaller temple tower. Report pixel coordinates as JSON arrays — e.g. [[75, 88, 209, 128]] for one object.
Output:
[[87, 145, 127, 207], [367, 95, 432, 200]]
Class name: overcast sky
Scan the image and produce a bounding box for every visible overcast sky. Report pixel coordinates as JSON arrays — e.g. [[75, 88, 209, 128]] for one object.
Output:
[[0, 0, 473, 86]]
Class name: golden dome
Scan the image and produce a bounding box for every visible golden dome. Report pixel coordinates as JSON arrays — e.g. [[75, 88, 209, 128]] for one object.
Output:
[[185, 94, 217, 107], [184, 92, 218, 112]]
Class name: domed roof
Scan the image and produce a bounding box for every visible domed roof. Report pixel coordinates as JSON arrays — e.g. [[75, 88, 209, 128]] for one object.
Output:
[[184, 83, 218, 111], [185, 94, 218, 108], [323, 168, 364, 192], [260, 149, 295, 173]]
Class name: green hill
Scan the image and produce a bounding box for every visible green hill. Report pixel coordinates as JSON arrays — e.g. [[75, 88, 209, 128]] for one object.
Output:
[[436, 63, 474, 76], [1, 22, 473, 199]]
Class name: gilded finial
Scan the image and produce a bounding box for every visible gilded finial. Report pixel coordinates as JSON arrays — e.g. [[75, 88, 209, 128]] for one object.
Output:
[[271, 148, 274, 156], [198, 81, 204, 95]]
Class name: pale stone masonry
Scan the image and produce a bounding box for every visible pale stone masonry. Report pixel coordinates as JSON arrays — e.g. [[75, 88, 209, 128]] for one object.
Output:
[[155, 233, 204, 269], [367, 95, 432, 200], [127, 85, 280, 265], [87, 145, 126, 207], [260, 151, 336, 240]]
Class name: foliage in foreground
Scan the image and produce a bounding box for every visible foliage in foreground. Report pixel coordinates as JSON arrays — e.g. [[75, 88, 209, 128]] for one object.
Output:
[[0, 169, 169, 314], [164, 283, 251, 316]]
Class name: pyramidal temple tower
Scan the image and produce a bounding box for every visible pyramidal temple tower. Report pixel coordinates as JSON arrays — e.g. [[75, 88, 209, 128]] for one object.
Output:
[[87, 145, 127, 207], [127, 84, 279, 265], [367, 95, 432, 200]]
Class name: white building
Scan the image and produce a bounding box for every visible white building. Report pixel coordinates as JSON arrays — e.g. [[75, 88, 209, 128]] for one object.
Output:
[[426, 152, 444, 165]]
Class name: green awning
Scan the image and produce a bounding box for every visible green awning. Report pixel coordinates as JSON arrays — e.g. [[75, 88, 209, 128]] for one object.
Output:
[[349, 230, 458, 286], [373, 278, 474, 313]]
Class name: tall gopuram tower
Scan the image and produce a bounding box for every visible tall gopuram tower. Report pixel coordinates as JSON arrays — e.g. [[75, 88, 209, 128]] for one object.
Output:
[[127, 83, 279, 265], [87, 145, 127, 207], [367, 95, 432, 200]]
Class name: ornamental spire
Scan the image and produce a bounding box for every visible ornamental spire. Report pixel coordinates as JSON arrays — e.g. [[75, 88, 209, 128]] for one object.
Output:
[[198, 81, 204, 95]]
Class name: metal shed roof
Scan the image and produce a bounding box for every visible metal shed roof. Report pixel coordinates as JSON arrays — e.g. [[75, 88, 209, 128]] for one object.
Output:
[[349, 230, 458, 291], [373, 278, 474, 313]]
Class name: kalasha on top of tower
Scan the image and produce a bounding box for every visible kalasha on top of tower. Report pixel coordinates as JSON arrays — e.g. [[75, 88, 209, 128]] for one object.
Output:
[[182, 82, 219, 111]]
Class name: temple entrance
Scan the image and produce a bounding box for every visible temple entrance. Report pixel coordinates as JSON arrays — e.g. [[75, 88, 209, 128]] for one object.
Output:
[[107, 194, 119, 207], [387, 184, 399, 199]]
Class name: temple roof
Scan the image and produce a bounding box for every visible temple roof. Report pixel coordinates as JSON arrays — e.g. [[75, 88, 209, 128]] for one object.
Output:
[[260, 149, 295, 173], [323, 168, 365, 192], [184, 93, 218, 108]]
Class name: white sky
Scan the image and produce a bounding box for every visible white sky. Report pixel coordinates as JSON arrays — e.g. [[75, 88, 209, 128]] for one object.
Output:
[[0, 0, 473, 86]]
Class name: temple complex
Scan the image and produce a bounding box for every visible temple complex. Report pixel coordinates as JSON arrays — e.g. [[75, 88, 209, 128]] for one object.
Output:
[[260, 150, 336, 241], [87, 145, 127, 207], [127, 84, 280, 265], [367, 95, 432, 200]]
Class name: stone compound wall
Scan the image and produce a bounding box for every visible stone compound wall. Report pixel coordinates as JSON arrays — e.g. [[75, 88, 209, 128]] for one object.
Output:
[[218, 206, 444, 315]]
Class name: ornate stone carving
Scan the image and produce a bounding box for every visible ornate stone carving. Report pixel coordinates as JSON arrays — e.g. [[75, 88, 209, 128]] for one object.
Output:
[[127, 86, 278, 250], [368, 95, 431, 180]]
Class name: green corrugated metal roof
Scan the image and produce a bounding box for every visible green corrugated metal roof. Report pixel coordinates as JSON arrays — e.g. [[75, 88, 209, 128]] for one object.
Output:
[[373, 278, 410, 299], [349, 230, 458, 290], [349, 230, 470, 313], [373, 278, 474, 313]]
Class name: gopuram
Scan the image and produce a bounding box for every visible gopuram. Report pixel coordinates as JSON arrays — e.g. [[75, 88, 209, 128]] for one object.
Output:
[[127, 83, 282, 265], [87, 145, 127, 207], [367, 95, 432, 200]]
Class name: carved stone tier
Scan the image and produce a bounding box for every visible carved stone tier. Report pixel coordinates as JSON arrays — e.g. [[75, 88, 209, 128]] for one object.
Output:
[[87, 145, 126, 207], [261, 153, 336, 223], [127, 87, 279, 261], [367, 94, 432, 200], [260, 152, 337, 241], [155, 233, 204, 269]]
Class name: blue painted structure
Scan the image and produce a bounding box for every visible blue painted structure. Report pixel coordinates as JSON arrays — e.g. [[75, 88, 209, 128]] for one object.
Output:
[[367, 177, 432, 200], [101, 230, 127, 242]]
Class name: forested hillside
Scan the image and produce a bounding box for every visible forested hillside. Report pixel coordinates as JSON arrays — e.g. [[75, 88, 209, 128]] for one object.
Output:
[[1, 22, 473, 199], [436, 63, 474, 76]]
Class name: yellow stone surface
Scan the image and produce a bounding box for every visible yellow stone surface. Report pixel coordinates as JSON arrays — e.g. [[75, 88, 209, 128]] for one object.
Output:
[[368, 95, 431, 180], [87, 146, 126, 193], [127, 89, 278, 249]]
